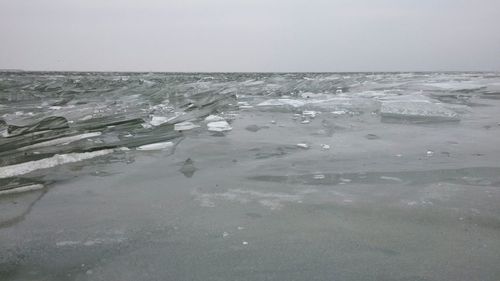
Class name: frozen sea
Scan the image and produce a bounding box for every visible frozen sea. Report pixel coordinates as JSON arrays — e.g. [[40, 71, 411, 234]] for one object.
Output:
[[1, 72, 500, 281]]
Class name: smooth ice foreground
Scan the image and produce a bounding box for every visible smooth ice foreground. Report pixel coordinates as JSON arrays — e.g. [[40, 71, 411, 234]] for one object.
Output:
[[1, 72, 500, 281]]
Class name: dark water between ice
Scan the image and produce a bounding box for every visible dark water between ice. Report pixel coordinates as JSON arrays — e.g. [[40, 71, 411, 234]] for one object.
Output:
[[1, 72, 500, 281]]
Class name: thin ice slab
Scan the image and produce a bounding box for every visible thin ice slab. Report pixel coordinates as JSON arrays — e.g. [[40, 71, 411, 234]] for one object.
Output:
[[380, 100, 460, 123]]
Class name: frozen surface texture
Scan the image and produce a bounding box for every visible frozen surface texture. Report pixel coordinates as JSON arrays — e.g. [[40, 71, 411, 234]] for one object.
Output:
[[1, 72, 500, 281]]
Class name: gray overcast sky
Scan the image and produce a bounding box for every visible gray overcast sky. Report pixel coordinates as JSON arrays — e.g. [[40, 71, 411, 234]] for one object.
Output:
[[1, 0, 499, 72]]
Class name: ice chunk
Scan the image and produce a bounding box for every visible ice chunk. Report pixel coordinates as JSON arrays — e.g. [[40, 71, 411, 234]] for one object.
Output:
[[136, 141, 174, 151], [302, 110, 318, 118], [207, 121, 232, 132], [380, 100, 459, 122], [174, 121, 199, 131], [150, 116, 169, 126], [296, 143, 309, 149]]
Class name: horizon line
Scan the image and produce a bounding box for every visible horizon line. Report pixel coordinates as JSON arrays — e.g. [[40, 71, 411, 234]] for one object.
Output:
[[1, 69, 499, 74]]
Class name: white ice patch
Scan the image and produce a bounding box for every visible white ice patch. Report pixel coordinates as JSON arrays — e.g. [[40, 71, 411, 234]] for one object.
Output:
[[56, 237, 126, 247], [380, 176, 403, 182], [331, 110, 348, 115], [0, 149, 115, 179], [150, 112, 185, 126], [79, 115, 93, 121], [313, 174, 326, 180], [207, 121, 232, 132], [302, 110, 318, 118], [192, 188, 307, 210], [55, 241, 81, 247], [136, 141, 174, 151], [174, 121, 199, 131], [296, 143, 310, 149]]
